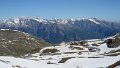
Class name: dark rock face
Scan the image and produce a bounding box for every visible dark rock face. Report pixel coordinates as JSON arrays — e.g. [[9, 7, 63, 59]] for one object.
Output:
[[0, 18, 120, 43], [106, 39, 114, 48], [106, 33, 120, 48]]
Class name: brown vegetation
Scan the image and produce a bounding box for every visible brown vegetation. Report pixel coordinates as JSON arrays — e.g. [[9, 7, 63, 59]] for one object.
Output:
[[107, 60, 120, 68], [42, 48, 59, 54]]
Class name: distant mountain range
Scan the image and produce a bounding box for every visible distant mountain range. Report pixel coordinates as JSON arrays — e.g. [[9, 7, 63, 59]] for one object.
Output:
[[0, 17, 120, 43]]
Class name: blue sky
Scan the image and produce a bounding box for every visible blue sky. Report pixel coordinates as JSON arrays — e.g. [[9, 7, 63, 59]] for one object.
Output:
[[0, 0, 120, 21]]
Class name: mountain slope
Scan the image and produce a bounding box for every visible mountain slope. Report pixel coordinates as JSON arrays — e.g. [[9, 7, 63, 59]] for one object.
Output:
[[0, 32, 120, 68], [0, 18, 120, 43], [0, 29, 51, 56]]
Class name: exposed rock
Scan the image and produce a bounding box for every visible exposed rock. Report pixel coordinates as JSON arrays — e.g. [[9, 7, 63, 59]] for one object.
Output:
[[106, 36, 120, 48], [58, 57, 74, 63]]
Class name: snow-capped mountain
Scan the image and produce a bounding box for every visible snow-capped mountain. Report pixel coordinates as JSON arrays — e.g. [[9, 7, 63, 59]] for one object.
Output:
[[0, 17, 120, 43]]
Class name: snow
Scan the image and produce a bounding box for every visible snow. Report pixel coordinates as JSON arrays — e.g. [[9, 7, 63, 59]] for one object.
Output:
[[0, 62, 11, 68], [115, 65, 120, 68], [65, 56, 120, 68], [89, 18, 100, 24], [25, 40, 120, 68], [34, 18, 44, 22], [0, 29, 10, 30], [0, 37, 120, 68], [13, 19, 19, 24], [0, 55, 119, 68], [99, 43, 120, 54]]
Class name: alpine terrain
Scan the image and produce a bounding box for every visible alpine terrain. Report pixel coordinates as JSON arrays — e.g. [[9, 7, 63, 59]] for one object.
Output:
[[0, 18, 120, 43], [0, 32, 120, 68], [0, 29, 51, 56]]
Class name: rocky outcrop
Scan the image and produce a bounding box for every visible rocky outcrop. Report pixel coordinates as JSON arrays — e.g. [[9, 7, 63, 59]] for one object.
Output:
[[106, 33, 120, 48]]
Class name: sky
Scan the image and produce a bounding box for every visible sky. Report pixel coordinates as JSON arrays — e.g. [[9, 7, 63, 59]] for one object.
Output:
[[0, 0, 120, 21]]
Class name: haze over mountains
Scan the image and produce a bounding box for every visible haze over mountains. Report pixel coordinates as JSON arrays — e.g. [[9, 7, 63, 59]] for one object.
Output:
[[0, 17, 120, 43]]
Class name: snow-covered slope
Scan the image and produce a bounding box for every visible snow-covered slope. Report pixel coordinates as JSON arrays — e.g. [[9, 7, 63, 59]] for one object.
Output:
[[0, 42, 119, 68], [0, 17, 120, 43], [0, 56, 120, 68], [0, 33, 120, 68]]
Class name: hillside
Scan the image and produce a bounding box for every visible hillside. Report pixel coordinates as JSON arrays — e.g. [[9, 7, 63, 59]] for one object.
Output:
[[0, 18, 120, 43], [0, 29, 51, 56], [0, 33, 120, 68]]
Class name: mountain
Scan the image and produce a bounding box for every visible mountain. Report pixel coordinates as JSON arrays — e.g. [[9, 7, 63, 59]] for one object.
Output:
[[0, 17, 120, 43], [0, 29, 51, 56], [25, 32, 120, 68], [0, 32, 119, 68], [0, 32, 120, 68]]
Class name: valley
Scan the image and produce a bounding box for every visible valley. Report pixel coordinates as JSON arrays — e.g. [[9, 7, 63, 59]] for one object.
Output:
[[0, 30, 120, 68]]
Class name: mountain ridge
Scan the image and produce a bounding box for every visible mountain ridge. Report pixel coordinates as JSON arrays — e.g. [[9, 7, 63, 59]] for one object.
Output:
[[0, 17, 120, 43]]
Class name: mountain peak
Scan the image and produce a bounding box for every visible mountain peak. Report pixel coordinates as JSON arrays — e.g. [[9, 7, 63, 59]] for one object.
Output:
[[0, 17, 120, 43], [88, 18, 100, 24]]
